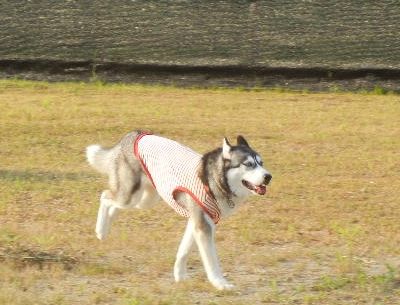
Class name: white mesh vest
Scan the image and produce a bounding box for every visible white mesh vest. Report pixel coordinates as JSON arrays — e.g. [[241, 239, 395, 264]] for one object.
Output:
[[134, 133, 221, 224]]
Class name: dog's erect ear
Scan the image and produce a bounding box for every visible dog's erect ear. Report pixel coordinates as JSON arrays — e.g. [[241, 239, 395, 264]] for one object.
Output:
[[237, 135, 250, 147], [222, 137, 232, 159]]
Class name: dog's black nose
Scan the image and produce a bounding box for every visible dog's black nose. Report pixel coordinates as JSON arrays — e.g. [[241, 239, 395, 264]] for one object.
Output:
[[264, 173, 272, 185]]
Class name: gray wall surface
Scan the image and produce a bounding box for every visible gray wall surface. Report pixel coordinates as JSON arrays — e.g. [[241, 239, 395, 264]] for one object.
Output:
[[1, 0, 400, 69]]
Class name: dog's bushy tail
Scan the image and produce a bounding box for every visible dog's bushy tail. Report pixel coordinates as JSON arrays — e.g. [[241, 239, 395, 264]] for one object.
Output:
[[86, 145, 113, 175]]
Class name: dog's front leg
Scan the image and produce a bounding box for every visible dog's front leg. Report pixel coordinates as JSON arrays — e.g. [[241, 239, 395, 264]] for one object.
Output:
[[174, 219, 195, 282], [192, 211, 234, 290]]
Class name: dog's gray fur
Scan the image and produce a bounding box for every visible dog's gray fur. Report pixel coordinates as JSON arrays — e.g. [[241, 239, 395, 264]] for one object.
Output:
[[86, 131, 271, 290]]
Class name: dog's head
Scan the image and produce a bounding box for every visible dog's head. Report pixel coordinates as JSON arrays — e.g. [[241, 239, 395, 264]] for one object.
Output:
[[223, 136, 272, 198]]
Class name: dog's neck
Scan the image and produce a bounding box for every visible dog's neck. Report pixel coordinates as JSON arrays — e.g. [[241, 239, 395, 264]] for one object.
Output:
[[199, 148, 249, 214]]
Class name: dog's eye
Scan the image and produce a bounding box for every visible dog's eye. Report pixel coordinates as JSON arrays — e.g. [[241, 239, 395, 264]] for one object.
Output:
[[243, 161, 255, 168], [255, 156, 263, 166]]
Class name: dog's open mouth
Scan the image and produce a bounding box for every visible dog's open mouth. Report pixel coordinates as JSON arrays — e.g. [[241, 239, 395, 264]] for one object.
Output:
[[242, 180, 267, 195]]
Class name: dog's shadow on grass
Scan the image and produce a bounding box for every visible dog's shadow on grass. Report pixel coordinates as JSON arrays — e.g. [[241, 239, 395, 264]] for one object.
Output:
[[0, 169, 97, 183], [0, 246, 79, 271]]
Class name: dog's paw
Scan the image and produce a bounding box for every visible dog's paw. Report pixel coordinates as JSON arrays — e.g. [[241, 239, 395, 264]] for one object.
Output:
[[95, 231, 107, 240], [174, 273, 189, 282], [174, 267, 189, 282], [211, 278, 235, 290], [95, 221, 110, 240]]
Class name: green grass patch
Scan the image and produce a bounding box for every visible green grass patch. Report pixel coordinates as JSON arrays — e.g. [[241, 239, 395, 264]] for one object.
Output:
[[0, 79, 399, 305]]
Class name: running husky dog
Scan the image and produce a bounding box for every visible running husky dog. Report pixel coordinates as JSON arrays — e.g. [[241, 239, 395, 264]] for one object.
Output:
[[86, 131, 272, 290]]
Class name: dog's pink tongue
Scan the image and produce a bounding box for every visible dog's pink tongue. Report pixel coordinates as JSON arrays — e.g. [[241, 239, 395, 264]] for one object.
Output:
[[256, 185, 267, 195]]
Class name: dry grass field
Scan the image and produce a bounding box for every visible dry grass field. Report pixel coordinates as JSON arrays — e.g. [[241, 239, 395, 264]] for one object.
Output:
[[0, 80, 399, 305]]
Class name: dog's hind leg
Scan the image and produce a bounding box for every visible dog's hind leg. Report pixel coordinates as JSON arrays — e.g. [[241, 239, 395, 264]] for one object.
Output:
[[134, 179, 159, 209], [96, 153, 142, 240], [174, 219, 195, 282], [95, 190, 121, 240]]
